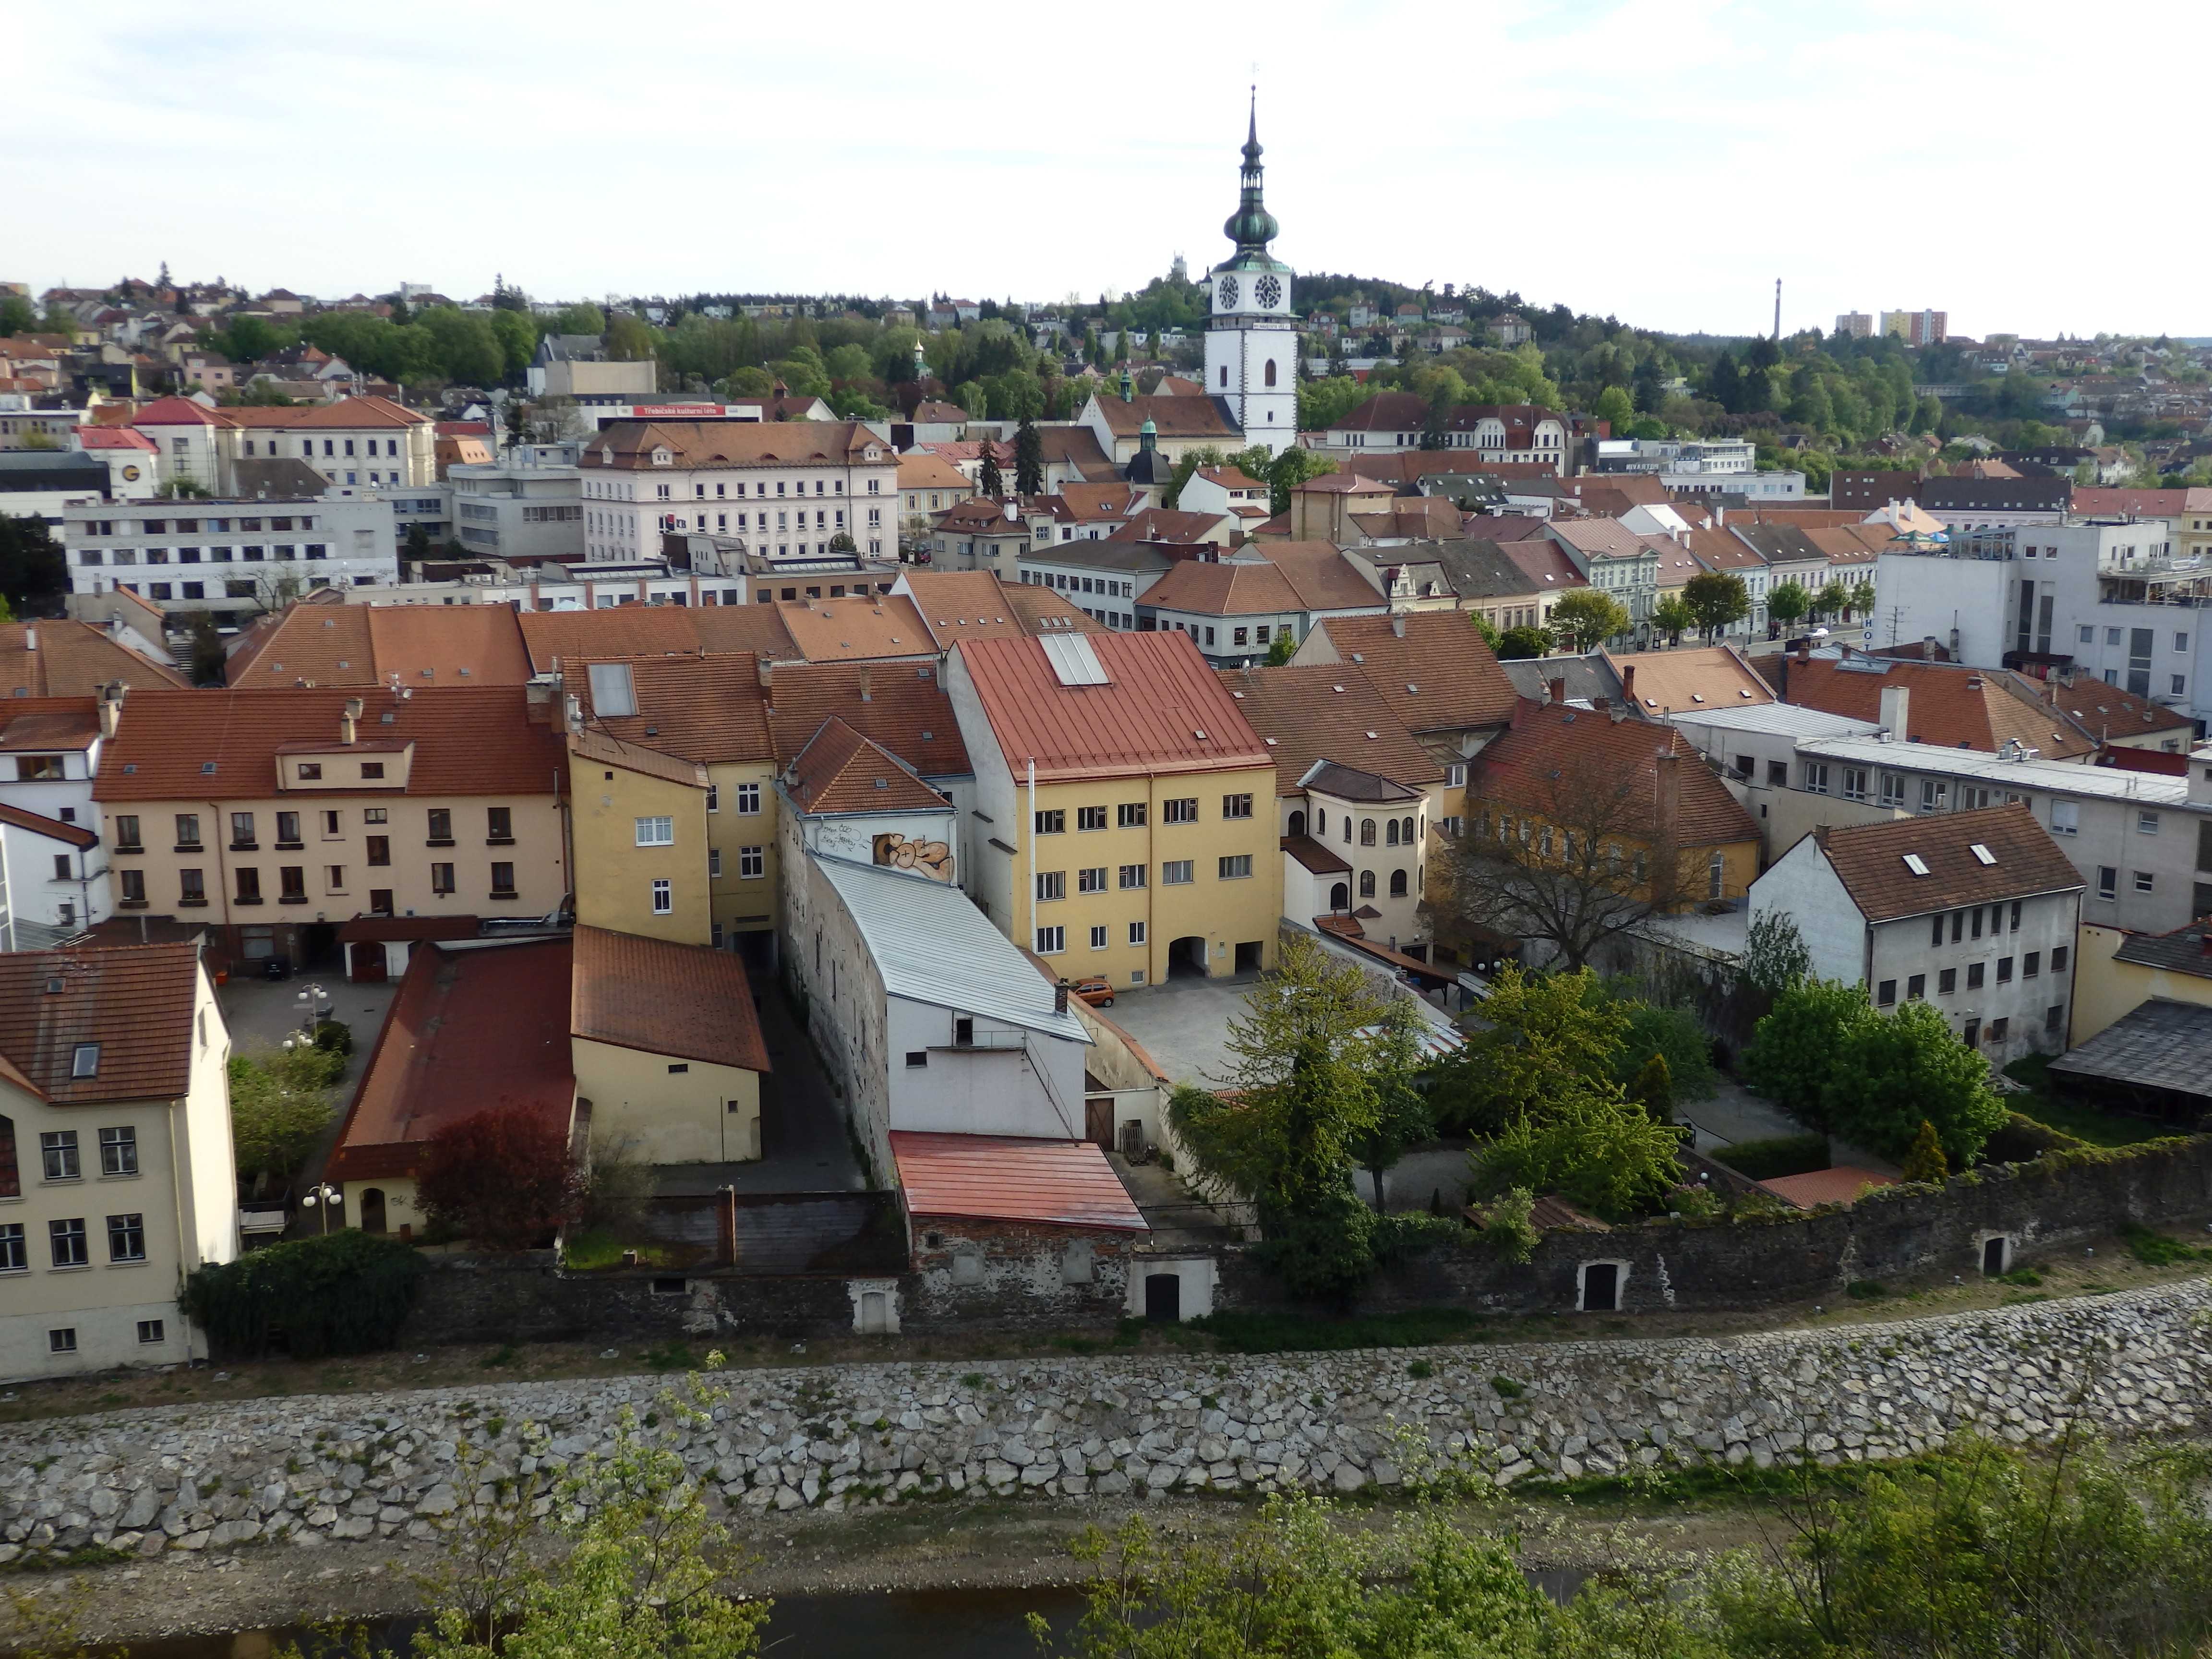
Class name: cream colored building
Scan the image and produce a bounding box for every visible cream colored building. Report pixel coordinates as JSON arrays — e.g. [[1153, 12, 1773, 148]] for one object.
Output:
[[567, 728, 711, 948], [0, 943, 237, 1377]]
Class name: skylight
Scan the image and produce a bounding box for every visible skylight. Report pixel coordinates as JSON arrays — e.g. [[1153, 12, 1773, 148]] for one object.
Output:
[[70, 1043, 99, 1079], [1970, 843, 1996, 865], [1902, 853, 1931, 876]]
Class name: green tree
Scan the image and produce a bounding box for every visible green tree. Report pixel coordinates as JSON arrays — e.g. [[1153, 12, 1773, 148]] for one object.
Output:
[[0, 294, 35, 337], [1428, 965, 1625, 1136], [227, 1045, 341, 1193], [1815, 578, 1850, 620], [1901, 1117, 1950, 1183], [1652, 592, 1695, 646], [1467, 1089, 1684, 1221], [1013, 416, 1044, 495], [488, 308, 538, 380], [1264, 445, 1336, 515], [1849, 576, 1876, 615], [1765, 579, 1811, 633], [951, 378, 986, 419], [1547, 589, 1631, 651], [0, 514, 68, 613], [1741, 907, 1813, 995], [1264, 630, 1298, 665], [551, 301, 607, 336], [1495, 624, 1551, 659], [1823, 998, 2007, 1166], [1612, 999, 1717, 1101], [1352, 1004, 1432, 1215], [416, 306, 505, 387], [181, 608, 225, 685], [1593, 384, 1635, 428], [1682, 570, 1751, 638], [1741, 977, 1869, 1127], [602, 313, 659, 363], [1627, 1051, 1674, 1121], [977, 445, 1004, 499]]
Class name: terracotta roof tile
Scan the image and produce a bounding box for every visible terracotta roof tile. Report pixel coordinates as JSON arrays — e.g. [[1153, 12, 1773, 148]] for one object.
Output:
[[1779, 656, 2109, 758], [1806, 801, 2084, 922], [0, 700, 101, 751], [517, 605, 796, 673], [1247, 541, 1389, 610], [1604, 646, 1775, 715], [1469, 700, 1759, 848], [773, 595, 935, 663], [572, 653, 774, 765], [785, 716, 950, 814], [765, 662, 971, 777], [0, 942, 199, 1104], [1760, 1166, 1897, 1209], [1217, 664, 1442, 795], [580, 419, 886, 470], [890, 1131, 1146, 1230], [282, 395, 431, 429], [570, 727, 707, 788], [1298, 611, 1519, 734], [1141, 560, 1301, 616], [995, 582, 1106, 636], [1087, 395, 1239, 440], [226, 601, 532, 688], [954, 633, 1270, 782], [0, 622, 187, 697], [570, 924, 769, 1073]]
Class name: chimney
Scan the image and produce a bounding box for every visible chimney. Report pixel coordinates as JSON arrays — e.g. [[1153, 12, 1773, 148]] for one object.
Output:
[[1548, 676, 1566, 706], [1793, 636, 1811, 663], [1923, 634, 1940, 661], [857, 664, 873, 702], [1054, 978, 1070, 1015], [757, 657, 774, 710], [1813, 823, 1830, 849], [1651, 748, 1682, 900], [339, 695, 362, 746], [20, 626, 34, 652], [1878, 684, 1910, 738], [1620, 663, 1636, 704], [96, 681, 125, 739]]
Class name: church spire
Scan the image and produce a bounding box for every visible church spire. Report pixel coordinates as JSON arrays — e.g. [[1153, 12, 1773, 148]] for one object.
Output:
[[1223, 89, 1279, 256]]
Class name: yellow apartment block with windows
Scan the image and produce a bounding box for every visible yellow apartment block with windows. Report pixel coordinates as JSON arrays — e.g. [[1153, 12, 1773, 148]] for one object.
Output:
[[568, 729, 711, 947], [946, 631, 1282, 985]]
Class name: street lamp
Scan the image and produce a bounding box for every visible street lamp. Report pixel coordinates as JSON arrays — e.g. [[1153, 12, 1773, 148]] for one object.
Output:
[[300, 1183, 341, 1236], [294, 983, 329, 1042]]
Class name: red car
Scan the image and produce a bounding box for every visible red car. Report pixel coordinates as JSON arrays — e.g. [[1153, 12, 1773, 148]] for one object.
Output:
[[1068, 975, 1115, 1009]]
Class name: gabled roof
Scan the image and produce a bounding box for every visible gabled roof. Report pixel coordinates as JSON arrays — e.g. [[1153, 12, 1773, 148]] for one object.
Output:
[[2071, 486, 2212, 518], [226, 600, 532, 688], [1730, 523, 1826, 567], [1549, 517, 1650, 562], [1216, 664, 1442, 796], [1777, 655, 2106, 759], [1802, 802, 2082, 923], [786, 716, 950, 814], [1301, 759, 1424, 803], [765, 661, 971, 777], [1106, 507, 1232, 544], [1327, 392, 1430, 432], [1088, 394, 1240, 440], [1603, 646, 1775, 715], [996, 582, 1106, 637], [515, 604, 798, 674], [1296, 611, 1518, 735], [811, 853, 1091, 1043], [0, 699, 101, 752], [0, 621, 188, 697], [897, 453, 973, 491], [571, 652, 774, 765], [890, 1131, 1143, 1231], [1468, 701, 1759, 849], [2110, 918, 2212, 980], [571, 925, 769, 1073], [0, 943, 199, 1104], [94, 686, 567, 801], [1141, 559, 1301, 617], [1058, 482, 1146, 520], [1246, 541, 1389, 610], [775, 594, 935, 663], [954, 631, 1270, 782], [283, 395, 430, 429]]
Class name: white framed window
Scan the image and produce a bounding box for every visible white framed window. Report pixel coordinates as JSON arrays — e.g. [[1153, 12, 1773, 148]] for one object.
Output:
[[1218, 854, 1253, 879], [740, 846, 764, 878], [1129, 921, 1147, 945], [2139, 811, 2160, 835], [2051, 800, 2079, 835], [635, 816, 674, 847], [1088, 925, 1109, 949], [651, 878, 673, 914], [1161, 860, 1194, 885], [1036, 870, 1066, 902], [735, 783, 761, 814], [1035, 925, 1065, 954], [709, 848, 722, 878]]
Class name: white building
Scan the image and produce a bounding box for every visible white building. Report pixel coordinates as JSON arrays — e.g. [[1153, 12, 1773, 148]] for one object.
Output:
[[0, 693, 118, 949], [61, 496, 401, 622], [1202, 108, 1298, 455], [131, 396, 436, 497], [1748, 803, 2081, 1067], [448, 461, 585, 563]]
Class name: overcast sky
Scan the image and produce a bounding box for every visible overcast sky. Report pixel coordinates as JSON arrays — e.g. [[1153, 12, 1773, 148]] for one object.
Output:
[[17, 0, 2208, 340]]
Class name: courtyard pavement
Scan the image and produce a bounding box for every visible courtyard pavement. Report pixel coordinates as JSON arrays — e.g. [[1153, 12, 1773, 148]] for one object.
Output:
[[1097, 971, 1262, 1090]]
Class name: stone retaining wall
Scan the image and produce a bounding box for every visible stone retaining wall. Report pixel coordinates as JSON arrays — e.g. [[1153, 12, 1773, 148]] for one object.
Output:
[[0, 1280, 2203, 1564]]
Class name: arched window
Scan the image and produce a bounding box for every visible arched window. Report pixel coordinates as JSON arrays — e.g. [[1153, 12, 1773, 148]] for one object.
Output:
[[1358, 870, 1376, 898], [1264, 359, 1278, 387], [1287, 809, 1307, 838], [1329, 881, 1349, 911], [1390, 870, 1408, 897], [1359, 818, 1376, 846], [1385, 819, 1400, 846], [1402, 817, 1416, 844]]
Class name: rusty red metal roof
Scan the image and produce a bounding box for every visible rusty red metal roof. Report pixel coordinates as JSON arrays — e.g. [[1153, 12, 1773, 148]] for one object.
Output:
[[890, 1131, 1147, 1231]]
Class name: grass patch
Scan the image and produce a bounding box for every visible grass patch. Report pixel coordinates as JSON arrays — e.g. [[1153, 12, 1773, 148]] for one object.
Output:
[[1520, 1453, 1949, 1507], [1188, 1307, 1489, 1354], [479, 1344, 518, 1369], [641, 1342, 693, 1373], [2123, 1225, 2212, 1267], [1407, 1359, 1435, 1380], [559, 1229, 678, 1271], [1490, 1375, 1525, 1399], [2002, 1059, 2171, 1147], [1845, 1280, 1887, 1300], [1999, 1267, 2044, 1287]]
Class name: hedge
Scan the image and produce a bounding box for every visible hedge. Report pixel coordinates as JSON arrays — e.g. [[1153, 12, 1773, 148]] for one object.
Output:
[[181, 1229, 423, 1359], [1716, 1132, 1831, 1182]]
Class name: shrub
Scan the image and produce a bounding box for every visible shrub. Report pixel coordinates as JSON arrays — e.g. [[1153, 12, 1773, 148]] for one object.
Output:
[[1901, 1118, 1950, 1183], [1490, 1374, 1525, 1398], [1613, 1002, 1718, 1102], [2124, 1225, 2209, 1267], [311, 1019, 352, 1057], [1470, 1093, 1685, 1222], [180, 1230, 423, 1359], [1741, 979, 1869, 1125], [1979, 1110, 2083, 1164], [1846, 1280, 1887, 1299], [1628, 1051, 1675, 1122], [417, 1100, 585, 1250], [1472, 1186, 1539, 1264], [1716, 1131, 1831, 1182]]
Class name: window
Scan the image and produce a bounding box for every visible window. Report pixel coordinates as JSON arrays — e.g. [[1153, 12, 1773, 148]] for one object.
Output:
[[651, 878, 672, 914], [2046, 1004, 2065, 1033], [1077, 805, 1108, 831], [1938, 967, 1958, 995], [1359, 869, 1377, 898], [1966, 962, 1985, 990], [113, 815, 141, 851], [107, 1214, 145, 1263], [1129, 921, 1147, 945], [48, 1328, 76, 1355], [2176, 675, 2190, 697], [1089, 925, 1109, 949], [95, 1126, 136, 1178], [1907, 974, 1926, 1000], [369, 888, 393, 915], [1036, 870, 1066, 902], [365, 807, 387, 824], [1932, 913, 1947, 947], [137, 1319, 164, 1345], [278, 866, 305, 902], [2140, 811, 2161, 836], [2097, 867, 2117, 900], [905, 1051, 928, 1068], [2136, 870, 2155, 893], [274, 810, 301, 847], [735, 783, 761, 814], [705, 785, 719, 813], [40, 1131, 78, 1181], [1118, 803, 1147, 828], [1218, 854, 1253, 879], [2024, 951, 2041, 978], [430, 863, 455, 895], [1163, 798, 1198, 824], [1918, 779, 1946, 813], [179, 869, 205, 903], [1997, 956, 2013, 984], [1078, 866, 1108, 893], [48, 1218, 86, 1268], [174, 813, 201, 849], [0, 1225, 21, 1272], [1035, 925, 1065, 954], [1033, 808, 1066, 835], [361, 762, 385, 780], [366, 835, 390, 866], [490, 862, 516, 897], [1879, 771, 1905, 808], [739, 846, 764, 878], [1766, 759, 1789, 788], [635, 816, 674, 847], [486, 806, 512, 842], [1802, 761, 1830, 794], [1114, 863, 1148, 891], [1162, 860, 1194, 885], [1876, 979, 1897, 1007], [2009, 900, 2021, 932], [1221, 793, 1253, 819], [2051, 800, 2079, 836]]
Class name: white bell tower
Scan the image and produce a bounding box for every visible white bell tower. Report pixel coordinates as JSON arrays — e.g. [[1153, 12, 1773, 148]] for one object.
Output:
[[1204, 97, 1298, 456]]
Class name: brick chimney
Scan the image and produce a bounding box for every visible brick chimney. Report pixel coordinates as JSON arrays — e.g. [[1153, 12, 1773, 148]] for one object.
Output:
[[1548, 676, 1566, 705], [1054, 978, 1070, 1015], [857, 664, 873, 702], [757, 656, 774, 710], [1620, 663, 1636, 704], [1651, 747, 1682, 900]]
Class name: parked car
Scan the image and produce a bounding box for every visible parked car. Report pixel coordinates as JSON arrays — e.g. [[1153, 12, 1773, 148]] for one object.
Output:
[[1068, 975, 1115, 1009]]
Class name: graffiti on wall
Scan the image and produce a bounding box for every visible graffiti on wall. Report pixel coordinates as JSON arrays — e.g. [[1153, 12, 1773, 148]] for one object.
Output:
[[873, 832, 952, 881]]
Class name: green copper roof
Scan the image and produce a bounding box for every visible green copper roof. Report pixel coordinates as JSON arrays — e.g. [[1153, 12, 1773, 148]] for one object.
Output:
[[1217, 98, 1280, 269]]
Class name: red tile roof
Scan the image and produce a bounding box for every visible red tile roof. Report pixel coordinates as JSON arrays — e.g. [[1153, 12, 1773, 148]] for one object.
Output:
[[1298, 611, 1519, 735], [0, 622, 188, 697], [785, 716, 950, 814], [1760, 1166, 1896, 1209], [330, 936, 574, 1183], [284, 394, 430, 429], [890, 1131, 1146, 1230], [0, 699, 101, 751], [516, 605, 797, 673], [570, 925, 769, 1073], [1778, 656, 2109, 758], [1805, 802, 2083, 923], [0, 801, 96, 849], [1469, 700, 1759, 849], [1140, 559, 1302, 617], [775, 595, 937, 663], [1217, 664, 1442, 795], [765, 662, 971, 777], [572, 652, 775, 766], [95, 686, 567, 802], [955, 632, 1271, 782], [0, 943, 199, 1104]]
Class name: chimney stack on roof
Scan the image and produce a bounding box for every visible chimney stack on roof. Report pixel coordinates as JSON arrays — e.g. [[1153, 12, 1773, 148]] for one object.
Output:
[[21, 626, 34, 652], [857, 664, 873, 703], [1621, 663, 1636, 703], [96, 681, 124, 740], [1054, 978, 1070, 1015], [339, 695, 362, 746], [757, 656, 774, 709], [1878, 684, 1910, 739], [1391, 614, 1407, 638], [1548, 676, 1566, 706]]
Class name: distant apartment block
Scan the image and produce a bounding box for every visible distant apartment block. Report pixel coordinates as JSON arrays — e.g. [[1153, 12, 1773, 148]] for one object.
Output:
[[1834, 312, 1875, 339], [1882, 309, 1948, 347]]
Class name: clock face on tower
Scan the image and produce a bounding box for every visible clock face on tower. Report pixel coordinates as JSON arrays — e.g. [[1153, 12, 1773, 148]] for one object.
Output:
[[1216, 275, 1239, 310], [1254, 274, 1282, 310]]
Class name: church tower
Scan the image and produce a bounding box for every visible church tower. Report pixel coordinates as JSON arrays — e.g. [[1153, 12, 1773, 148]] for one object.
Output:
[[1203, 97, 1298, 455]]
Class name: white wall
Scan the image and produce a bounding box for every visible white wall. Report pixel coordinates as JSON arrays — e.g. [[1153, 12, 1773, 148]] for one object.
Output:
[[884, 997, 1089, 1139], [1749, 837, 1865, 985]]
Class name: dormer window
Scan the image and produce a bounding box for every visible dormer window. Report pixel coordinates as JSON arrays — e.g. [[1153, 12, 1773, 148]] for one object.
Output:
[[600, 446, 613, 464], [651, 448, 672, 467]]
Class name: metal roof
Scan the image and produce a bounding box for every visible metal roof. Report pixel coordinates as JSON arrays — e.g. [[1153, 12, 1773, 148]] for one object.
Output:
[[891, 1131, 1145, 1230], [2049, 998, 2212, 1099], [1796, 736, 2190, 805], [1667, 704, 1882, 738], [810, 853, 1091, 1044]]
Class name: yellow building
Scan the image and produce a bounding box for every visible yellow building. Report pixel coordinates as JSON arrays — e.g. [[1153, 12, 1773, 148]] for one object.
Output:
[[567, 727, 712, 946], [945, 631, 1282, 985], [2070, 919, 2212, 1045]]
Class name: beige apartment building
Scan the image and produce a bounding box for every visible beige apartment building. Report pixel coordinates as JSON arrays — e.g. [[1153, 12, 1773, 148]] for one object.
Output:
[[0, 942, 237, 1377], [93, 686, 569, 970]]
